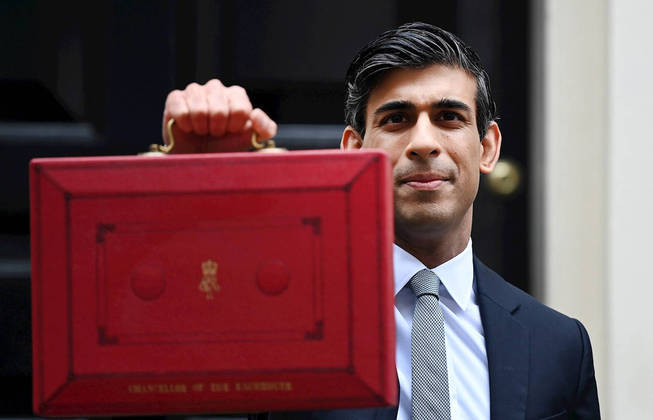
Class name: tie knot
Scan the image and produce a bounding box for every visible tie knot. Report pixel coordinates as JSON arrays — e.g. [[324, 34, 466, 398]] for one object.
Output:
[[409, 269, 441, 298]]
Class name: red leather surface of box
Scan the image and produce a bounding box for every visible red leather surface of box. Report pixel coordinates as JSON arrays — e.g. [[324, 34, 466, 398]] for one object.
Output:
[[30, 150, 395, 416]]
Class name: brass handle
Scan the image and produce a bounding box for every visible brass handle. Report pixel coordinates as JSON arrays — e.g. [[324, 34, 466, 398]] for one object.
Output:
[[144, 119, 176, 155], [251, 132, 286, 153], [486, 159, 522, 196]]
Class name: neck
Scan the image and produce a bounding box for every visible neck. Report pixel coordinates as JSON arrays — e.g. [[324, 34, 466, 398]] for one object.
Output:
[[394, 210, 472, 268]]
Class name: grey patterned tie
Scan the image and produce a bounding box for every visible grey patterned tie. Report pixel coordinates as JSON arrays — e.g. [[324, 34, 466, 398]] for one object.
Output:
[[410, 269, 451, 420]]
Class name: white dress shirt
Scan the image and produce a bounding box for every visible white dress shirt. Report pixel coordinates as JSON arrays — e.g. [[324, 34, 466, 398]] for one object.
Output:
[[393, 240, 490, 420]]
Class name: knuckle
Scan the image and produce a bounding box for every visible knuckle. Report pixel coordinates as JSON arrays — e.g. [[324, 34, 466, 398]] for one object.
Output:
[[166, 90, 184, 105], [228, 86, 251, 104], [205, 78, 224, 88], [228, 85, 247, 95], [167, 89, 182, 99]]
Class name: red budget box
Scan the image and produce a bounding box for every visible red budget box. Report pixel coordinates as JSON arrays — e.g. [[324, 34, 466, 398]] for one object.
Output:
[[30, 150, 396, 416]]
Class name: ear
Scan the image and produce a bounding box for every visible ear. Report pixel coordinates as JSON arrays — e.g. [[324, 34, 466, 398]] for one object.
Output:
[[340, 126, 364, 150], [479, 121, 502, 174]]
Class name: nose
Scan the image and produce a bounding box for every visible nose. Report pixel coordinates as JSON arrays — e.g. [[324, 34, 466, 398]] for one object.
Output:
[[405, 112, 441, 159]]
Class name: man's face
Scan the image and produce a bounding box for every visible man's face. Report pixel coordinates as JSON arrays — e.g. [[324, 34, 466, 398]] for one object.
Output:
[[343, 64, 500, 241]]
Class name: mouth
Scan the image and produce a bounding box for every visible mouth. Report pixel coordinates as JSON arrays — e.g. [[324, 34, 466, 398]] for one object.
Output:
[[399, 172, 449, 191]]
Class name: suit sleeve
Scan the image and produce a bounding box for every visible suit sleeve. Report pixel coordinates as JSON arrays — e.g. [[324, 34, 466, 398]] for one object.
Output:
[[571, 319, 601, 419]]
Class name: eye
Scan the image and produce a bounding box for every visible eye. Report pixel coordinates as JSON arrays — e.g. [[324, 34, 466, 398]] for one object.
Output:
[[380, 113, 408, 126], [434, 110, 468, 128], [437, 111, 463, 121]]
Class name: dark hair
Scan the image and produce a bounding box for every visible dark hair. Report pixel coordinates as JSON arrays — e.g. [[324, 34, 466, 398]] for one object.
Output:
[[344, 22, 497, 139]]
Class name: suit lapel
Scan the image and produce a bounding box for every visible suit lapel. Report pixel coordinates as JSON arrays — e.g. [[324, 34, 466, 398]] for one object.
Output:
[[475, 257, 528, 420]]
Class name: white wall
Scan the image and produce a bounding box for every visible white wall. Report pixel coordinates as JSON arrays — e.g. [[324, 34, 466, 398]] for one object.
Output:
[[539, 0, 608, 411], [607, 1, 653, 417], [540, 0, 653, 417]]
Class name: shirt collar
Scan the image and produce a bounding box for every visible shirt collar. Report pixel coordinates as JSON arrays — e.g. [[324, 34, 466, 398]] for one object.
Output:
[[393, 239, 474, 311]]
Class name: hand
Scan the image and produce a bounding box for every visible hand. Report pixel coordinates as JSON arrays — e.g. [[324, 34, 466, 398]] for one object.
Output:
[[162, 79, 277, 153]]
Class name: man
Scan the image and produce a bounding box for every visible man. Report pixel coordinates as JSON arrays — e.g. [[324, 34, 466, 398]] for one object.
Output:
[[161, 23, 599, 420]]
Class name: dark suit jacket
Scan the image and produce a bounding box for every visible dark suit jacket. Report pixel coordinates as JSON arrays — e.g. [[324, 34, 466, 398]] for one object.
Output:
[[254, 257, 600, 420]]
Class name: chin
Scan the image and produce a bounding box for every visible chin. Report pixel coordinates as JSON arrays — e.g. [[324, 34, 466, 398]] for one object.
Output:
[[394, 209, 452, 235]]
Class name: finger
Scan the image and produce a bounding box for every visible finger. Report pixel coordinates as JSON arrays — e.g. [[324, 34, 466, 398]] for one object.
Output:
[[250, 108, 278, 140], [184, 82, 209, 135], [163, 90, 192, 144], [205, 79, 228, 137], [164, 90, 192, 132], [225, 85, 253, 133]]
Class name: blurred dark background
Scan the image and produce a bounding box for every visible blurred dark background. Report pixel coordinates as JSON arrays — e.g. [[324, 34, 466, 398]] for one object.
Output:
[[0, 0, 531, 416]]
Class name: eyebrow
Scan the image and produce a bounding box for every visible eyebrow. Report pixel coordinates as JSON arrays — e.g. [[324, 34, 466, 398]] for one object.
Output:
[[436, 98, 472, 113], [373, 98, 472, 116]]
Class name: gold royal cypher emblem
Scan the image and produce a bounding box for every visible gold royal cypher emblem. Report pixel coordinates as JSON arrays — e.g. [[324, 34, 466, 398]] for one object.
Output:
[[199, 259, 220, 299]]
